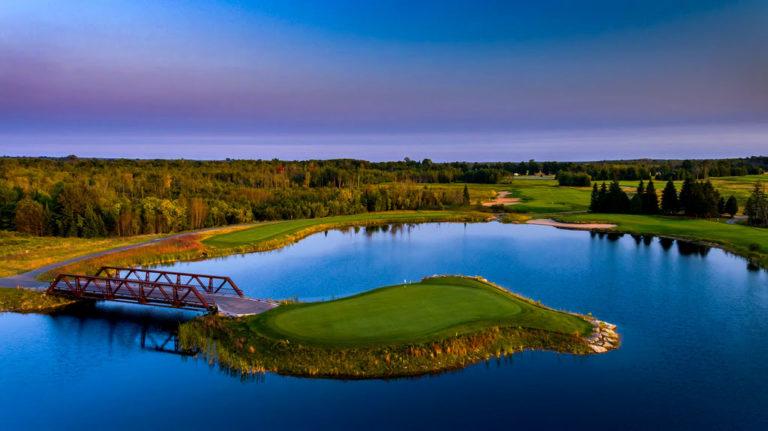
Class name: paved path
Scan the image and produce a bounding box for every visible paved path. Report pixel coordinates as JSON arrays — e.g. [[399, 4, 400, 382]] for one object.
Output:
[[211, 295, 278, 317], [0, 224, 278, 316], [0, 225, 253, 290]]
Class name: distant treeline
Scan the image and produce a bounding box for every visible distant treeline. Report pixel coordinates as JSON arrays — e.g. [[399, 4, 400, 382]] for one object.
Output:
[[0, 156, 766, 237], [557, 157, 768, 186]]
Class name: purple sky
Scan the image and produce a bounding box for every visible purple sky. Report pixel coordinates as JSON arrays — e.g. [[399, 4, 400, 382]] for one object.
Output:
[[1, 1, 766, 160]]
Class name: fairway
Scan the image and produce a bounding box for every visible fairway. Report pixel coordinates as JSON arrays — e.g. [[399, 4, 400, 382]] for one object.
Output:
[[557, 213, 768, 266], [252, 276, 593, 347], [203, 211, 488, 249]]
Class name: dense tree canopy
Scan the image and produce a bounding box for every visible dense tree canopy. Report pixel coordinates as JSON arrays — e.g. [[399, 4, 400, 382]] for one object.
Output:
[[0, 156, 765, 237]]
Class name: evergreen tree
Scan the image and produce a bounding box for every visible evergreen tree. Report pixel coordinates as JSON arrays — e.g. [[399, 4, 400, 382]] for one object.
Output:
[[724, 195, 738, 218], [589, 183, 600, 212], [683, 180, 720, 218], [661, 180, 679, 214], [745, 182, 768, 227], [597, 182, 608, 212], [701, 180, 721, 218], [643, 179, 659, 214], [606, 180, 630, 213], [630, 180, 645, 213], [679, 178, 694, 213], [462, 184, 470, 206], [718, 197, 726, 215]]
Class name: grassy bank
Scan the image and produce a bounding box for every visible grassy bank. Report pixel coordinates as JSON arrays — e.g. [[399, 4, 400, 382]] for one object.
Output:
[[43, 211, 490, 279], [556, 213, 768, 267], [179, 276, 613, 378], [203, 211, 490, 250], [0, 287, 77, 313]]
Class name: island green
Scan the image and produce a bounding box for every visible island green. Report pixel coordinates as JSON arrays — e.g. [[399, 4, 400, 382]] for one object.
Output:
[[180, 276, 615, 378]]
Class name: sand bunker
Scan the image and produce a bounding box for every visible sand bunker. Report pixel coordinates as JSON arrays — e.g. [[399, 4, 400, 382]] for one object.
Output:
[[526, 218, 616, 230], [481, 191, 520, 207]]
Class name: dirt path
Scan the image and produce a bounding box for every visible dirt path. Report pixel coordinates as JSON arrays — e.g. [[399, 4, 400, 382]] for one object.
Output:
[[526, 218, 616, 231], [481, 191, 520, 207]]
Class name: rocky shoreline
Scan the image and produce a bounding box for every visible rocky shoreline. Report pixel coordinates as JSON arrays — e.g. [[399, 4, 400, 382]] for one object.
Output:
[[586, 320, 621, 353]]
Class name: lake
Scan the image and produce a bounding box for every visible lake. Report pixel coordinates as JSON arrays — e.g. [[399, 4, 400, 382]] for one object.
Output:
[[2, 222, 767, 430]]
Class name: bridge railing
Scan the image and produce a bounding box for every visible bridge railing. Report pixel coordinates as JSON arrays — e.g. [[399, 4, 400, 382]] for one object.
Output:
[[94, 267, 244, 297], [47, 274, 213, 310]]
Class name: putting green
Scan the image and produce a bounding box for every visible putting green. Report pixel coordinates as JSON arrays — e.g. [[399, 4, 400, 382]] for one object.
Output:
[[251, 276, 593, 347]]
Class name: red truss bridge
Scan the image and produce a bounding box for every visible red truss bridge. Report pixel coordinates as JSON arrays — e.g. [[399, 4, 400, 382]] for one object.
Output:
[[94, 266, 244, 297], [47, 267, 276, 316]]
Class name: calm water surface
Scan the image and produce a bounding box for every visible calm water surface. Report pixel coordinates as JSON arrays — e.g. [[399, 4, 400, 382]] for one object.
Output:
[[2, 223, 768, 430]]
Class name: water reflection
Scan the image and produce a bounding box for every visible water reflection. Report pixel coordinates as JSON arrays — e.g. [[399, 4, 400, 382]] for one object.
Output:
[[48, 302, 197, 356], [676, 239, 711, 257]]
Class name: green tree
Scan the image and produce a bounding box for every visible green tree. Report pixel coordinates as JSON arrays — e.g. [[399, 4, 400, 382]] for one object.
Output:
[[14, 198, 45, 236], [679, 178, 694, 214], [643, 179, 659, 214], [605, 180, 630, 213], [589, 183, 600, 212], [724, 195, 738, 218], [661, 180, 679, 214], [630, 180, 644, 213], [745, 182, 768, 227], [462, 184, 470, 206]]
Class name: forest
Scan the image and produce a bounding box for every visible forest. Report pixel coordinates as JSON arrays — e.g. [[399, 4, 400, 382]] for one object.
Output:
[[1, 156, 766, 237]]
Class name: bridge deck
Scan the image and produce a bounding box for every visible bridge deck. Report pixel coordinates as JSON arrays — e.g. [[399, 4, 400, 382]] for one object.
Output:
[[212, 295, 277, 316], [47, 271, 277, 316]]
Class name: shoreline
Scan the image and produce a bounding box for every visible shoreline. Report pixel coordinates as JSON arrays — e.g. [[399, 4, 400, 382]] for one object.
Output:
[[526, 218, 617, 230], [179, 276, 619, 379], [1, 210, 764, 291]]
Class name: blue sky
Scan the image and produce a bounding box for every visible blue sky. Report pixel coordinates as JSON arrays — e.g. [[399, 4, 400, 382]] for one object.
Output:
[[0, 0, 766, 159]]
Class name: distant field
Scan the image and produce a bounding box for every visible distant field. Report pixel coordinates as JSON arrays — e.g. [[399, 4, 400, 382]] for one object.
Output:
[[463, 174, 768, 215]]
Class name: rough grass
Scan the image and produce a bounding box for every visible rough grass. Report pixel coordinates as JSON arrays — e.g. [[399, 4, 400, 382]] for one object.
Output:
[[0, 231, 161, 278], [556, 213, 768, 267], [0, 287, 76, 313], [42, 235, 209, 280], [179, 276, 597, 378]]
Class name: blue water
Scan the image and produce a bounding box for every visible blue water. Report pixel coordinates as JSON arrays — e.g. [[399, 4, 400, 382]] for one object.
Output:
[[2, 223, 768, 430]]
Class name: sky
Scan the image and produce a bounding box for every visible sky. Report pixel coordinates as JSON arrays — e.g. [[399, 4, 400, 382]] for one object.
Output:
[[0, 0, 766, 160]]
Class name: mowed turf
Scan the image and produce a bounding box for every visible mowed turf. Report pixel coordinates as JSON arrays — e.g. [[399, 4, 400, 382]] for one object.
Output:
[[203, 211, 486, 248], [558, 213, 768, 265], [250, 276, 593, 347]]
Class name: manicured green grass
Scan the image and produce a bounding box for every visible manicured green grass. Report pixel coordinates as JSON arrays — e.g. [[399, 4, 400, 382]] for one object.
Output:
[[506, 179, 590, 213], [557, 213, 768, 266], [204, 211, 489, 249], [0, 287, 76, 313], [250, 276, 592, 347]]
